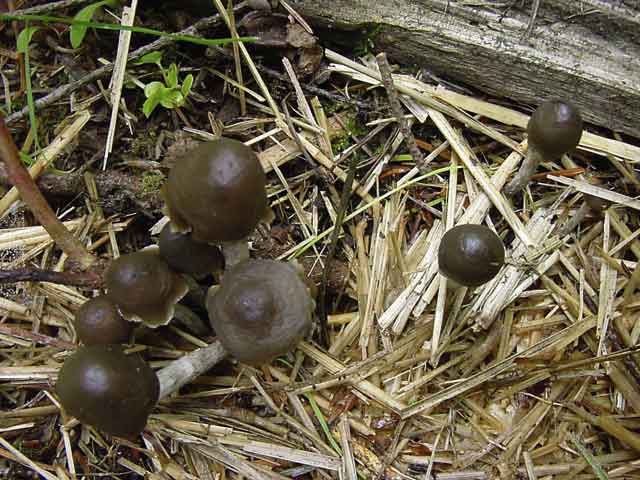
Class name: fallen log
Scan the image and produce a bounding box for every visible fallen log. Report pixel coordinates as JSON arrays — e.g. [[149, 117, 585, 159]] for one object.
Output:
[[292, 0, 640, 139]]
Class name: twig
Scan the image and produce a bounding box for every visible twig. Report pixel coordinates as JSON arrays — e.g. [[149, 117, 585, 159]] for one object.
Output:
[[0, 267, 101, 288], [523, 0, 541, 39], [12, 0, 93, 15], [275, 67, 373, 109], [317, 157, 358, 348], [0, 117, 96, 269], [375, 52, 426, 172], [0, 324, 76, 349]]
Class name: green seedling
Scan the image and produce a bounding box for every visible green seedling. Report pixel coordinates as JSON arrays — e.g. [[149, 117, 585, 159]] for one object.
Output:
[[132, 52, 194, 118], [70, 0, 119, 49], [16, 25, 41, 150]]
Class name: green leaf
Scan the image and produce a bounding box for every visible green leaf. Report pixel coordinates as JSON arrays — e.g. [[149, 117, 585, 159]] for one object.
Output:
[[159, 90, 184, 109], [70, 0, 116, 49], [570, 434, 609, 480], [164, 64, 178, 88], [304, 393, 342, 454], [143, 94, 162, 118], [132, 51, 163, 66], [181, 74, 194, 98], [16, 26, 40, 53], [144, 81, 165, 98], [19, 152, 35, 166]]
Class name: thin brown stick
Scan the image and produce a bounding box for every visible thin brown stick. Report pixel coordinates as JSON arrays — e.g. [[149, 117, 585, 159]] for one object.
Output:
[[12, 0, 92, 15], [0, 117, 96, 269], [375, 52, 426, 171], [0, 267, 102, 288], [0, 324, 76, 349]]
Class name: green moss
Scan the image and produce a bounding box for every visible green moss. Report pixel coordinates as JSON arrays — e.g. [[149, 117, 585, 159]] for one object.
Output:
[[353, 24, 383, 57], [141, 171, 165, 195], [331, 115, 367, 153]]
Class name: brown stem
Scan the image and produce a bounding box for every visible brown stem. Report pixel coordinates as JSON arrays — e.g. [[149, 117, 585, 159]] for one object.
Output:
[[0, 267, 102, 288], [0, 117, 96, 269], [376, 52, 427, 172], [504, 147, 544, 197]]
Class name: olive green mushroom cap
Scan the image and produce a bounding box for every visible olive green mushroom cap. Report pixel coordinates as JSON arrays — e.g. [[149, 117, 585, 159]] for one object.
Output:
[[207, 259, 313, 365], [75, 295, 132, 345], [158, 222, 224, 277], [438, 224, 505, 287], [527, 100, 583, 159], [104, 247, 188, 327], [163, 138, 268, 243], [56, 345, 159, 438]]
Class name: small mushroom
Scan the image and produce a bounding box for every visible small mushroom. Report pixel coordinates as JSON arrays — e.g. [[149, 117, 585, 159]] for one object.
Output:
[[75, 295, 132, 345], [158, 222, 224, 277], [163, 138, 268, 243], [505, 100, 583, 196], [104, 247, 188, 327], [206, 259, 313, 365], [56, 345, 159, 438], [438, 224, 505, 287]]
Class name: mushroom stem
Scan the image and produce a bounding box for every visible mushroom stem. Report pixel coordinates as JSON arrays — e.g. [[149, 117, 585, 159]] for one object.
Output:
[[221, 240, 250, 268], [157, 339, 228, 399], [503, 147, 545, 197]]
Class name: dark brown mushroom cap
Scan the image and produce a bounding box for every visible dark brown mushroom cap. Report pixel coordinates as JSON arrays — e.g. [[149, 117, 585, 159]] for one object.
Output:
[[438, 224, 505, 287], [56, 345, 159, 438], [207, 259, 313, 365], [75, 295, 132, 345], [163, 138, 268, 243], [527, 100, 583, 159], [104, 248, 188, 327], [158, 222, 224, 276]]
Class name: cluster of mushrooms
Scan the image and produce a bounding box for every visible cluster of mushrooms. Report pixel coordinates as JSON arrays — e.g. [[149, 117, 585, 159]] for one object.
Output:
[[56, 138, 313, 438], [55, 99, 584, 438]]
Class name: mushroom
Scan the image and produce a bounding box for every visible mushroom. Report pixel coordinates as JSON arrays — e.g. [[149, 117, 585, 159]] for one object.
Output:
[[438, 224, 505, 287], [158, 222, 224, 277], [56, 344, 159, 438], [163, 137, 268, 244], [206, 259, 313, 365], [104, 247, 188, 327], [74, 295, 132, 345], [504, 100, 583, 196]]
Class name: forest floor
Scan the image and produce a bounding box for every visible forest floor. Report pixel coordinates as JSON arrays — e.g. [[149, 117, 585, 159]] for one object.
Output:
[[1, 1, 640, 479]]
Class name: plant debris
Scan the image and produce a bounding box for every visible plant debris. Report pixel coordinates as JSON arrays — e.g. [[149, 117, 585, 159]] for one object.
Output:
[[2, 1, 640, 479]]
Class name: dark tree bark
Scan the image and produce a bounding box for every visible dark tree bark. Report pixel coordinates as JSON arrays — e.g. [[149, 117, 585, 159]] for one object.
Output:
[[293, 0, 640, 138]]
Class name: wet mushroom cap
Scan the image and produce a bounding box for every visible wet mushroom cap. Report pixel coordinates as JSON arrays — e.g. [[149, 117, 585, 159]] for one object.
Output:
[[104, 248, 188, 327], [56, 345, 159, 438], [158, 222, 224, 276], [207, 259, 313, 365], [527, 100, 583, 159], [104, 250, 176, 312], [164, 138, 268, 243], [438, 224, 505, 287], [75, 295, 132, 345]]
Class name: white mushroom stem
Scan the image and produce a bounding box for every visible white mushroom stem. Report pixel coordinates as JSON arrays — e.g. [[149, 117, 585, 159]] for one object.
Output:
[[157, 340, 228, 399], [504, 147, 545, 197]]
